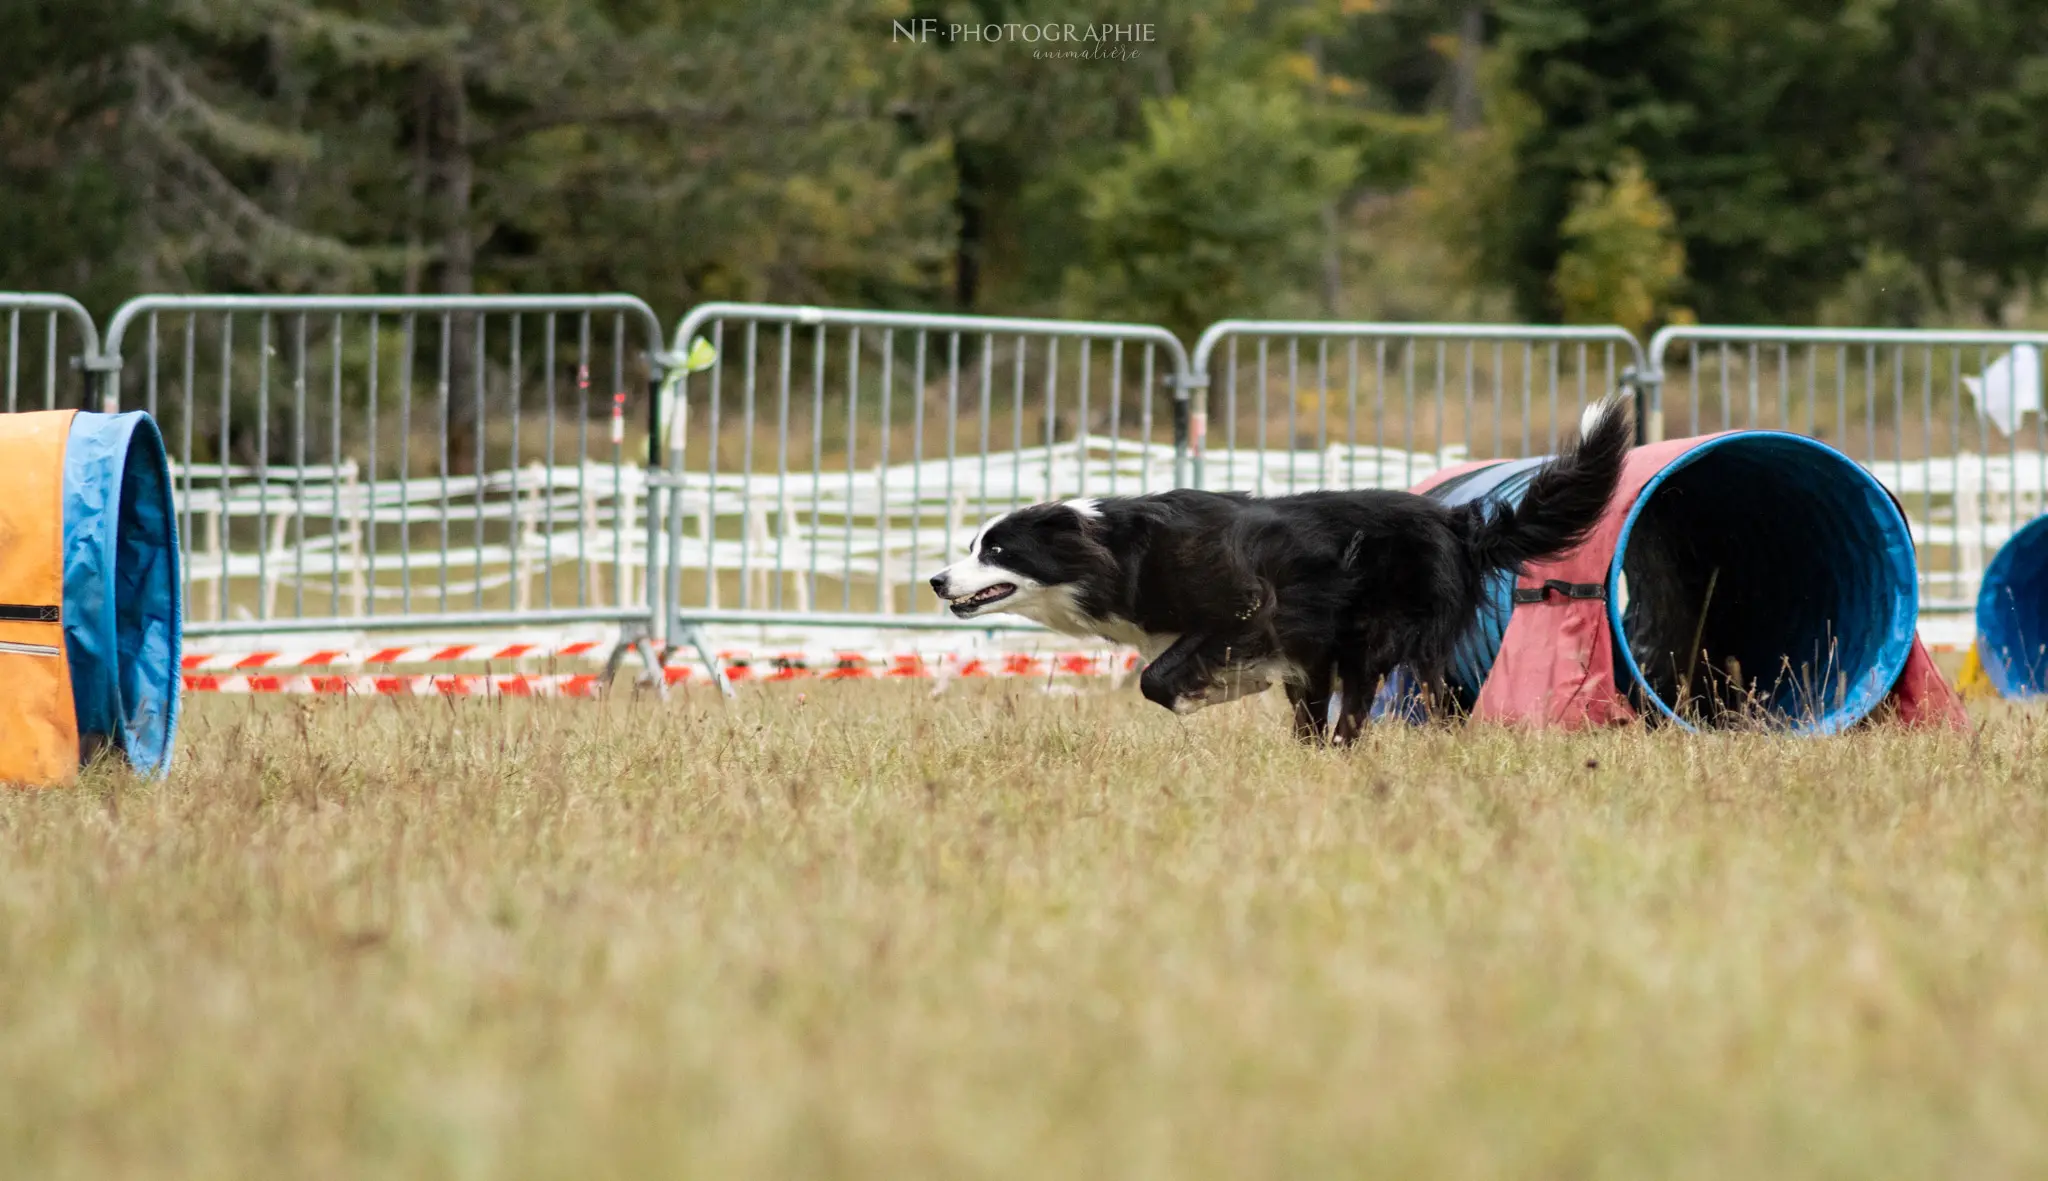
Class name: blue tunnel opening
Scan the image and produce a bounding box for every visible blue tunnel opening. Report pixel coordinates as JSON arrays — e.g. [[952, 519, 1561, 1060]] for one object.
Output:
[[1608, 434, 1918, 732], [1976, 514, 2048, 697], [61, 412, 182, 776], [1397, 432, 1918, 732]]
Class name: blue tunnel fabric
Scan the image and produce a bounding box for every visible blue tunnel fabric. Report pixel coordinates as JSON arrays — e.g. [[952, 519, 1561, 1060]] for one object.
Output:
[[1373, 432, 1918, 732], [61, 412, 182, 777], [1369, 457, 1540, 721], [1976, 513, 2048, 696], [1605, 433, 1918, 734]]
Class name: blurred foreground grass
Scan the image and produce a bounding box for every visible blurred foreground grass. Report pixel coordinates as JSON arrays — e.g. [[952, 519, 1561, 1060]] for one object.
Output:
[[2, 686, 2046, 1179]]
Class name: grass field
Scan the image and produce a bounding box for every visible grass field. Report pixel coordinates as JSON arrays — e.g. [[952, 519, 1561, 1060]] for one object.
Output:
[[4, 685, 2048, 1178]]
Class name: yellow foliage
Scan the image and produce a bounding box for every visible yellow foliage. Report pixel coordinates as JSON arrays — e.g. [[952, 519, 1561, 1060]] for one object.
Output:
[[1553, 154, 1688, 338]]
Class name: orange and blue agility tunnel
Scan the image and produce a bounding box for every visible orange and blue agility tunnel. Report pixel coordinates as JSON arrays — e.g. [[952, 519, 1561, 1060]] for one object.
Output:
[[0, 410, 180, 786]]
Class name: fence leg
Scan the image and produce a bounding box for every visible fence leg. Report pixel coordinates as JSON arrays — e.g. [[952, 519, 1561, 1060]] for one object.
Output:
[[679, 622, 733, 699], [602, 626, 670, 702]]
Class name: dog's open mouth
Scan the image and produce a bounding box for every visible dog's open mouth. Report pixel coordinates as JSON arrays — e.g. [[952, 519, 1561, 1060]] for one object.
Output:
[[949, 583, 1017, 614]]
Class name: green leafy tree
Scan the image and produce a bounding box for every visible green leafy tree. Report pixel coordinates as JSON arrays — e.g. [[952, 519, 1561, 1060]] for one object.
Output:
[[1062, 82, 1357, 338]]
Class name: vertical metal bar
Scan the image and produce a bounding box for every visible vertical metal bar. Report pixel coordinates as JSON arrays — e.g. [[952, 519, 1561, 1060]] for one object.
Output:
[[1256, 338, 1270, 494], [1835, 346, 1847, 449], [1805, 346, 1817, 439], [1076, 339, 1090, 499], [1404, 339, 1416, 487], [1107, 339, 1122, 497], [979, 334, 992, 518], [1520, 342, 1531, 456], [5, 310, 17, 412], [508, 314, 521, 608], [1316, 339, 1330, 487], [1977, 345, 1990, 605], [1921, 345, 1934, 570], [1747, 342, 1760, 427], [1376, 339, 1388, 482], [1346, 339, 1360, 488], [1892, 347, 1905, 498], [146, 313, 159, 418], [775, 323, 793, 611], [1864, 344, 1877, 466], [739, 322, 758, 610], [843, 326, 860, 610], [1777, 344, 1790, 431], [1545, 343, 1557, 451], [1433, 340, 1446, 466], [943, 333, 960, 612], [365, 314, 379, 617], [1139, 344, 1154, 492], [811, 324, 826, 608], [1493, 342, 1504, 459], [1043, 338, 1059, 501], [575, 313, 592, 607], [1224, 338, 1238, 490], [439, 314, 453, 611], [293, 313, 308, 620], [908, 329, 924, 611], [256, 314, 272, 621], [218, 315, 233, 622], [1718, 343, 1731, 432], [878, 328, 894, 611], [1948, 345, 1961, 594], [1010, 334, 1024, 508], [474, 315, 488, 609], [542, 314, 557, 610], [703, 318, 723, 609], [610, 314, 626, 609], [1575, 340, 1587, 418], [181, 317, 196, 616], [43, 315, 56, 410], [1462, 341, 1474, 469], [1286, 338, 1299, 493], [399, 314, 415, 613], [329, 313, 343, 613]]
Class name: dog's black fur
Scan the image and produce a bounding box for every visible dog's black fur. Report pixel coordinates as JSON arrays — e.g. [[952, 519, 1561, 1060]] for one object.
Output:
[[928, 399, 1634, 743]]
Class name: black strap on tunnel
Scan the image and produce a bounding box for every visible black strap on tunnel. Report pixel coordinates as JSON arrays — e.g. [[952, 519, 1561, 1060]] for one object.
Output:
[[1511, 580, 1606, 605], [0, 604, 59, 623]]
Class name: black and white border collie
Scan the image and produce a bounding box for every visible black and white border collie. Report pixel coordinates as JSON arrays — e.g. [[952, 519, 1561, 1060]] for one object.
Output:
[[927, 398, 1633, 743]]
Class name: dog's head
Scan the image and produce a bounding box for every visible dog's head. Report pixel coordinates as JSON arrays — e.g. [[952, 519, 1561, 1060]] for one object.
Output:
[[926, 500, 1110, 625]]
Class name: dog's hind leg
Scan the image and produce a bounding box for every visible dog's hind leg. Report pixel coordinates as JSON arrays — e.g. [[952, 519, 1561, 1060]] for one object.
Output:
[[1331, 650, 1397, 747], [1285, 657, 1336, 745]]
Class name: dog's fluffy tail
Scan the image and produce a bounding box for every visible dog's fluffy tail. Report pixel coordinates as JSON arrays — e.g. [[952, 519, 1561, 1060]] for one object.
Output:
[[1458, 393, 1633, 574]]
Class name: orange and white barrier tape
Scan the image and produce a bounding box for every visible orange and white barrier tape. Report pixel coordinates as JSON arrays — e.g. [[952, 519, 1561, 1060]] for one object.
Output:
[[180, 640, 609, 672], [181, 647, 1141, 694]]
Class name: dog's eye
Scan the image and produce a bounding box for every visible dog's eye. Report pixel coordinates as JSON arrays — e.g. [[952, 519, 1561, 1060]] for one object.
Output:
[[986, 546, 1003, 556]]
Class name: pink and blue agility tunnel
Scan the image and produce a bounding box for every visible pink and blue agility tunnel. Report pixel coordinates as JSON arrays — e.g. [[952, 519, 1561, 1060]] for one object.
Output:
[[1387, 431, 1920, 733]]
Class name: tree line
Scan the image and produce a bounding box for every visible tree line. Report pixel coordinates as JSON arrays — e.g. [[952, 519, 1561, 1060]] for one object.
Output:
[[5, 0, 2047, 338]]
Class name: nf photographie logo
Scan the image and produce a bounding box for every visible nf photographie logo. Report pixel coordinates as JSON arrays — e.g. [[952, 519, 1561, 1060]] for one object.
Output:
[[892, 19, 1153, 60]]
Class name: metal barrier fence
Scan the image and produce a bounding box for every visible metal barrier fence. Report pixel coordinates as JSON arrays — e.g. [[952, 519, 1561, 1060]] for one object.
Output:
[[1188, 321, 1649, 492], [1647, 326, 2048, 611], [17, 287, 2042, 672], [651, 303, 1192, 647], [1, 294, 101, 413], [98, 294, 671, 677]]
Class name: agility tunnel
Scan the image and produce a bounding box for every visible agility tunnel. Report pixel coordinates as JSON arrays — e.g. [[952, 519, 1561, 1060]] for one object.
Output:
[[1393, 430, 1949, 733], [0, 410, 181, 786], [1972, 514, 2048, 697]]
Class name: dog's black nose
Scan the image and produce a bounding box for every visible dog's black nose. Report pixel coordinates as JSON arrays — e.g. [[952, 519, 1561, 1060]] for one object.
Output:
[[928, 573, 947, 595]]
